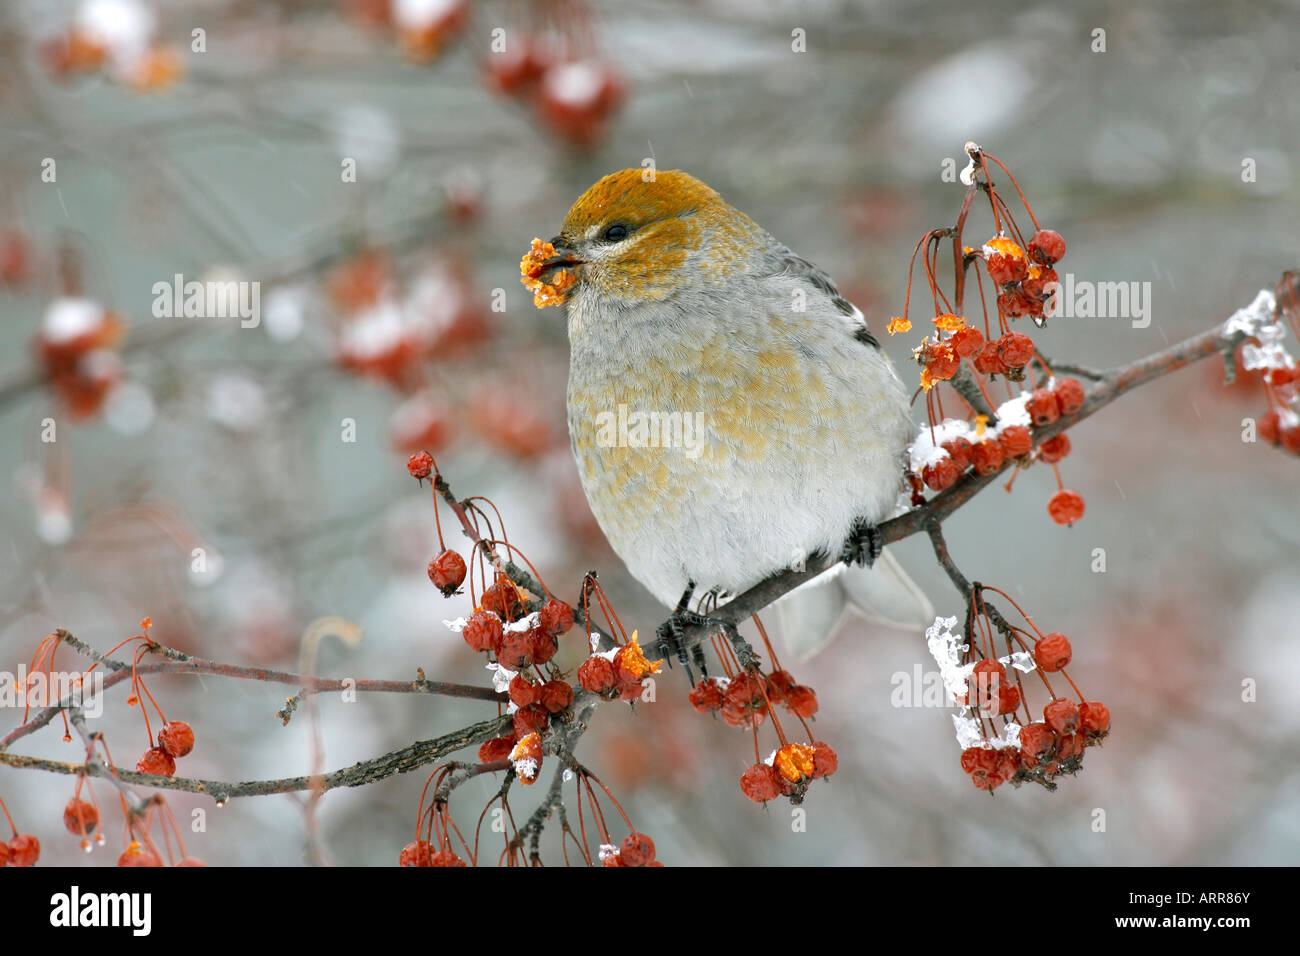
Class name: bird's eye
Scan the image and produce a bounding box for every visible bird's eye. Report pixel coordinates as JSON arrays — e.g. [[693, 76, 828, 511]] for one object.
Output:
[[602, 223, 630, 242]]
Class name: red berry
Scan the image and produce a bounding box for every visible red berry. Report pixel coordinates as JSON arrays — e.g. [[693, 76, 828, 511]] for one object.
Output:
[[577, 655, 619, 695], [1053, 377, 1086, 416], [512, 704, 548, 739], [689, 677, 725, 714], [969, 439, 1005, 476], [538, 598, 574, 636], [508, 674, 539, 708], [1034, 632, 1072, 672], [740, 763, 782, 803], [997, 289, 1034, 318], [970, 659, 1005, 712], [765, 670, 797, 705], [478, 735, 516, 763], [462, 609, 504, 654], [620, 832, 656, 867], [1043, 698, 1080, 736], [1047, 489, 1085, 525], [810, 741, 838, 779], [1079, 701, 1111, 736], [430, 849, 468, 867], [526, 625, 559, 665], [723, 672, 769, 725], [922, 456, 960, 491], [941, 437, 972, 471], [996, 683, 1021, 716], [480, 574, 524, 619], [117, 844, 163, 867], [997, 332, 1035, 369], [1026, 388, 1059, 427], [785, 684, 818, 718], [922, 343, 960, 382], [497, 627, 537, 669], [1027, 229, 1066, 265], [1056, 731, 1086, 760], [63, 798, 99, 835], [1018, 722, 1056, 767], [427, 549, 467, 597], [1259, 410, 1281, 445], [400, 840, 434, 867], [950, 325, 985, 358], [137, 747, 176, 777], [406, 451, 434, 480], [998, 425, 1032, 458], [1022, 265, 1058, 300], [973, 340, 1009, 376], [538, 680, 574, 714], [984, 238, 1029, 285], [965, 747, 1005, 791], [1037, 434, 1071, 463], [8, 833, 40, 866], [157, 720, 194, 758]]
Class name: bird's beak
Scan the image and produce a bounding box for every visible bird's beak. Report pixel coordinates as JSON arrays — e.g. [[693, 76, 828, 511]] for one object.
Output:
[[529, 236, 586, 280]]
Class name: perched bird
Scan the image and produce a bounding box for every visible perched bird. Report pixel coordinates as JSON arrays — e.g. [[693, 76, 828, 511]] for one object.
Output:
[[527, 169, 932, 662]]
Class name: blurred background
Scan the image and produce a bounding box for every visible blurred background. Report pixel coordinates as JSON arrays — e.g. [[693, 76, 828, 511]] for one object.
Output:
[[1, 0, 1297, 866]]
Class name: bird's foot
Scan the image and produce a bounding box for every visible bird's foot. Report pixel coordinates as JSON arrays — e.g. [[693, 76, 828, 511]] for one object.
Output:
[[840, 518, 883, 568], [654, 583, 732, 686]]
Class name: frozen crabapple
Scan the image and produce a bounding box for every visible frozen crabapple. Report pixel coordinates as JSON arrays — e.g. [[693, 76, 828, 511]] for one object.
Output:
[[577, 655, 619, 696], [461, 609, 504, 654], [984, 237, 1029, 285], [765, 670, 796, 705], [64, 798, 99, 835], [508, 674, 540, 708], [996, 684, 1021, 716], [785, 684, 819, 718], [538, 598, 574, 636], [1079, 701, 1111, 736], [968, 438, 1005, 476], [922, 456, 960, 491], [810, 741, 838, 778], [740, 763, 782, 803], [973, 341, 1009, 376], [1048, 489, 1086, 525], [1043, 698, 1080, 736], [1027, 229, 1066, 265], [157, 720, 194, 758], [996, 332, 1035, 369], [1018, 722, 1056, 767], [400, 840, 434, 867], [117, 842, 162, 867], [497, 627, 536, 669], [942, 437, 972, 471], [620, 832, 656, 867], [512, 705, 548, 739], [427, 549, 467, 596], [998, 289, 1034, 319], [478, 735, 516, 763], [1054, 377, 1086, 416], [539, 680, 574, 714], [480, 574, 525, 619], [689, 677, 725, 713], [1026, 388, 1059, 427], [1037, 434, 1071, 463], [137, 747, 176, 777], [1034, 632, 1072, 672], [8, 833, 40, 866], [950, 325, 984, 358], [998, 425, 1033, 458], [406, 451, 434, 480]]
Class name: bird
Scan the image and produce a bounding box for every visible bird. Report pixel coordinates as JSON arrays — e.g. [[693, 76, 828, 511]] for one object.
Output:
[[526, 168, 932, 666]]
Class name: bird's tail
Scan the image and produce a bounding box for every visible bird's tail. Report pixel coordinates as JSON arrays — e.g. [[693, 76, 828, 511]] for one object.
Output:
[[774, 548, 933, 661]]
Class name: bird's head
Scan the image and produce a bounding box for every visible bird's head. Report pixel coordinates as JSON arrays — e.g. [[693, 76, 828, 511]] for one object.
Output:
[[527, 169, 763, 308]]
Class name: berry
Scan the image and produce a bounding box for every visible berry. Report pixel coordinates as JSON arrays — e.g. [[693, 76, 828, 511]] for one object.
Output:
[[1259, 410, 1281, 445], [508, 674, 540, 708], [950, 325, 985, 358], [497, 627, 536, 669], [1037, 434, 1072, 463], [1079, 701, 1111, 736], [157, 720, 194, 758], [8, 833, 40, 867], [462, 609, 504, 654], [1043, 698, 1080, 736], [973, 341, 1009, 376], [1047, 489, 1085, 525], [538, 598, 574, 636], [480, 574, 524, 619], [969, 439, 1005, 476], [965, 747, 1004, 791], [406, 451, 434, 481], [997, 289, 1034, 318], [1054, 377, 1086, 416], [1022, 265, 1058, 300], [63, 798, 99, 835], [1056, 731, 1086, 760], [774, 743, 817, 783], [922, 342, 960, 383], [1034, 632, 1072, 672], [998, 425, 1033, 458], [810, 741, 838, 778], [1027, 229, 1066, 265], [689, 677, 725, 714], [1026, 388, 1059, 427], [478, 735, 516, 763], [533, 681, 568, 715], [430, 849, 468, 867], [765, 670, 797, 705], [400, 840, 434, 867], [984, 237, 1029, 285], [922, 456, 960, 491], [117, 843, 163, 867], [1018, 722, 1056, 767], [996, 332, 1035, 369], [785, 684, 819, 719], [740, 763, 782, 803], [526, 625, 559, 665], [427, 550, 467, 597], [137, 747, 176, 777], [722, 672, 769, 726], [577, 655, 618, 695], [620, 832, 656, 867], [512, 704, 548, 739], [970, 659, 1005, 712], [941, 437, 973, 471], [996, 683, 1022, 716]]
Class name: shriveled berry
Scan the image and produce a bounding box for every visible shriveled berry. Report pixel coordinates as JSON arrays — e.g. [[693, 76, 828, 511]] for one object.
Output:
[[942, 437, 973, 471], [786, 684, 818, 718], [1027, 229, 1066, 264], [1018, 722, 1056, 767], [512, 704, 548, 739], [998, 289, 1034, 318], [538, 680, 573, 714], [723, 672, 769, 724], [998, 425, 1032, 458], [157, 720, 194, 758], [427, 550, 467, 597], [526, 625, 559, 665], [117, 843, 163, 867], [1026, 388, 1059, 427], [621, 832, 656, 867], [406, 451, 434, 481], [462, 609, 504, 654], [740, 763, 782, 803], [1022, 265, 1058, 300], [400, 840, 434, 866], [8, 833, 40, 866], [1037, 434, 1072, 463], [689, 677, 725, 713], [538, 598, 574, 636], [810, 741, 838, 778], [951, 325, 985, 358], [966, 747, 1004, 791], [1079, 701, 1111, 736], [478, 735, 516, 763], [765, 670, 796, 705], [1056, 731, 1086, 760], [480, 574, 524, 619], [1054, 377, 1086, 415], [64, 798, 99, 835], [984, 237, 1029, 285], [508, 674, 540, 708], [1034, 632, 1072, 671], [973, 341, 1009, 376], [969, 439, 1005, 476], [577, 655, 618, 695], [922, 456, 960, 491], [996, 683, 1022, 716], [1048, 489, 1085, 525], [137, 747, 176, 777], [430, 849, 467, 867], [497, 627, 536, 669], [1043, 698, 1080, 736], [997, 332, 1035, 369]]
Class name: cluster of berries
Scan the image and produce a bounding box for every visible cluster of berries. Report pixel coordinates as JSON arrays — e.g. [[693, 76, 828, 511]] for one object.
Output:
[[0, 797, 40, 867], [740, 741, 838, 803], [689, 668, 818, 728], [599, 831, 661, 867], [33, 297, 125, 420], [135, 720, 195, 777], [1242, 278, 1300, 454], [981, 229, 1066, 328]]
